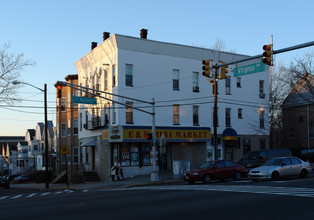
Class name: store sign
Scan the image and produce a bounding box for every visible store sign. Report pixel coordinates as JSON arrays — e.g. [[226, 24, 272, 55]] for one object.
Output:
[[103, 126, 211, 142]]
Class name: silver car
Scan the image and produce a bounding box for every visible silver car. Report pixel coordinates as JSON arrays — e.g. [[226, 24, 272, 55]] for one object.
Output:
[[248, 156, 312, 180]]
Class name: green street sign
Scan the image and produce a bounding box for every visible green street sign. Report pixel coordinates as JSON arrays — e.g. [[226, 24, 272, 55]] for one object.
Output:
[[233, 62, 266, 77], [72, 96, 97, 105]]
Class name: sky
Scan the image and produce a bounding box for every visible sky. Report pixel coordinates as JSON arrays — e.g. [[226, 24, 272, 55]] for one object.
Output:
[[0, 0, 313, 136]]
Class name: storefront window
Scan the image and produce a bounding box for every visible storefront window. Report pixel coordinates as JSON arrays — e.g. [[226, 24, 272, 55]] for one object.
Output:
[[121, 145, 130, 166], [131, 146, 139, 166], [142, 146, 150, 166]]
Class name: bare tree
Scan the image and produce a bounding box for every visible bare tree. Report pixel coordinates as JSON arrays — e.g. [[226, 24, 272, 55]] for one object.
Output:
[[0, 43, 35, 103]]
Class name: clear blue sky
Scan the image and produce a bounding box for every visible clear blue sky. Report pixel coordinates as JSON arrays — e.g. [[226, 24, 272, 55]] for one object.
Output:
[[0, 0, 313, 136]]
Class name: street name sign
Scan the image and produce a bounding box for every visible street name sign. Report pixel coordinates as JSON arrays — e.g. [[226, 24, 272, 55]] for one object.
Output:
[[233, 62, 266, 77], [72, 96, 97, 105]]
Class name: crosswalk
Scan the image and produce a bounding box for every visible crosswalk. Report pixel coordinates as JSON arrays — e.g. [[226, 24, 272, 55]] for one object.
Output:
[[0, 189, 88, 201], [102, 184, 314, 198]]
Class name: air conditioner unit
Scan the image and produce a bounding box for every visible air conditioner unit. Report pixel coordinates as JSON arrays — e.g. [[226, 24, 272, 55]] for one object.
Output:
[[259, 93, 265, 98]]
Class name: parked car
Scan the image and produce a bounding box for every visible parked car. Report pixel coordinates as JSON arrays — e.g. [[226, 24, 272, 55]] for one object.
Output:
[[183, 160, 245, 184], [238, 148, 292, 171], [8, 173, 22, 182], [0, 176, 10, 188], [13, 175, 30, 184], [248, 156, 311, 181]]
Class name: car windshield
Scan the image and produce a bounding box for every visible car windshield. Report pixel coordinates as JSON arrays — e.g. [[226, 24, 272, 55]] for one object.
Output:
[[198, 161, 216, 169], [263, 158, 283, 166], [241, 151, 259, 160]]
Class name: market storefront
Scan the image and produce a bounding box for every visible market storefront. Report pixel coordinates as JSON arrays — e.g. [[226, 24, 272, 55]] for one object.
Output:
[[102, 125, 211, 178]]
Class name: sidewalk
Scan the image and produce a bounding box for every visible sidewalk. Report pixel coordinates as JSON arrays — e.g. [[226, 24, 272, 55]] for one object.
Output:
[[9, 172, 184, 191]]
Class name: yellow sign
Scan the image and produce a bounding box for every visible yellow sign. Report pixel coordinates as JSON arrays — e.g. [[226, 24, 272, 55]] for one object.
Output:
[[60, 145, 70, 155]]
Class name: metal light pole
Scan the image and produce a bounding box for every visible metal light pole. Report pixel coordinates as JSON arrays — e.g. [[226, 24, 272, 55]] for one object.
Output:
[[12, 81, 49, 189]]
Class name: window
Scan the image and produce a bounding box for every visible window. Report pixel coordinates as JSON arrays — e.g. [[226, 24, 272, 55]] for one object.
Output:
[[104, 69, 108, 90], [193, 72, 199, 92], [260, 109, 265, 129], [80, 113, 82, 131], [238, 108, 242, 119], [131, 146, 139, 166], [61, 123, 66, 137], [73, 147, 79, 164], [193, 105, 199, 126], [125, 64, 133, 86], [259, 80, 265, 98], [236, 77, 241, 88], [173, 104, 180, 125], [173, 69, 179, 91], [291, 157, 302, 165], [225, 108, 231, 127], [121, 145, 130, 166], [215, 161, 225, 168], [73, 91, 78, 107], [34, 144, 38, 151], [67, 120, 71, 136], [112, 65, 116, 87], [61, 98, 66, 112], [225, 78, 231, 95], [68, 93, 71, 108], [73, 119, 78, 135], [126, 101, 133, 124], [141, 146, 150, 166], [85, 111, 88, 129], [299, 115, 304, 123], [225, 161, 235, 167]]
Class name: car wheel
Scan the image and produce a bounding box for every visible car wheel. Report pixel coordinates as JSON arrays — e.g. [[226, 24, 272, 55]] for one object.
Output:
[[203, 174, 211, 184], [300, 169, 308, 178], [234, 172, 242, 180], [271, 171, 280, 181]]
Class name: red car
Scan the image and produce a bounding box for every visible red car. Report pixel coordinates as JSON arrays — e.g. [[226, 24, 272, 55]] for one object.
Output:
[[183, 160, 245, 184]]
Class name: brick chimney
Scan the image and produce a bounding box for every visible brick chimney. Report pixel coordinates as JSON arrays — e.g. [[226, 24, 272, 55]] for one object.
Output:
[[91, 42, 98, 50], [140, 29, 148, 39], [103, 32, 110, 41]]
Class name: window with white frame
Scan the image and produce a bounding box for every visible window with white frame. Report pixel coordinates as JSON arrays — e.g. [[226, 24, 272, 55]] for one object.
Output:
[[193, 72, 199, 92], [67, 120, 71, 136], [238, 108, 243, 119], [104, 69, 108, 90], [126, 101, 133, 124], [73, 147, 79, 164], [225, 108, 231, 127], [173, 104, 180, 125], [225, 78, 231, 95], [173, 69, 179, 91], [193, 105, 199, 126], [125, 64, 133, 86], [61, 98, 66, 112], [236, 77, 241, 88], [73, 119, 78, 135], [259, 80, 265, 98], [68, 93, 71, 108], [112, 65, 116, 87], [113, 102, 116, 124], [61, 123, 66, 137]]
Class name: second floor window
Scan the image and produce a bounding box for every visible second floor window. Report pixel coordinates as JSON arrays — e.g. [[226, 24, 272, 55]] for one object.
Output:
[[259, 80, 265, 98], [126, 101, 133, 124], [125, 64, 133, 86], [225, 108, 231, 127], [173, 104, 180, 125], [73, 119, 78, 135], [238, 108, 243, 119], [104, 69, 108, 90], [112, 65, 116, 87], [193, 105, 199, 126], [237, 77, 241, 88], [260, 109, 265, 129], [173, 69, 179, 91], [61, 98, 66, 112], [61, 123, 66, 137]]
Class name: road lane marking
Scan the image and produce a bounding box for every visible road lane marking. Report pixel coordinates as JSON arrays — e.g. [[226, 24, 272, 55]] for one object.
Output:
[[10, 194, 23, 199], [0, 196, 10, 200], [26, 193, 38, 198]]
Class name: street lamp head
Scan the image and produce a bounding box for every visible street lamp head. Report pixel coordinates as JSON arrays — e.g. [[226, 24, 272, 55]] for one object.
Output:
[[12, 80, 21, 85]]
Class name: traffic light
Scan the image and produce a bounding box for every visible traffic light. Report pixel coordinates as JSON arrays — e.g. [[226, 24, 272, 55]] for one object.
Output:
[[262, 44, 273, 65], [220, 62, 228, 79], [146, 132, 152, 140], [57, 85, 62, 98], [202, 59, 211, 77]]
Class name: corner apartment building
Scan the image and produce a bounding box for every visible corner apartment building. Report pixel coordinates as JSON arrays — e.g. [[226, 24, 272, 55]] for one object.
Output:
[[55, 74, 79, 182], [75, 30, 270, 181]]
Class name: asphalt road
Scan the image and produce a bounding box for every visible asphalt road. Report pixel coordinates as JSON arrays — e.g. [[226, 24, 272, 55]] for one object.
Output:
[[2, 176, 314, 220]]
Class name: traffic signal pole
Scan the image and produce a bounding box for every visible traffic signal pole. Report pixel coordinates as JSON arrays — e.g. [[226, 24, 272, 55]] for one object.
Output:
[[213, 65, 218, 160]]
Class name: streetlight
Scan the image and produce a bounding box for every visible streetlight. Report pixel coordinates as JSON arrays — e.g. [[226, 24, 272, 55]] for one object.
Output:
[[12, 81, 49, 189]]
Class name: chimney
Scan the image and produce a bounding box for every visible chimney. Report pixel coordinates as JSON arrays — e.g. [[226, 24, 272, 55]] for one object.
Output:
[[103, 32, 110, 41], [140, 29, 148, 39], [91, 42, 98, 50]]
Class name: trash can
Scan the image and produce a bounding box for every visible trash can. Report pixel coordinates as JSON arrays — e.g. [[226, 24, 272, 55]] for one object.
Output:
[[172, 160, 190, 179]]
